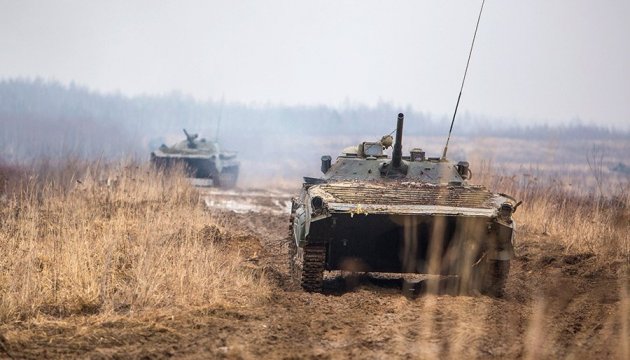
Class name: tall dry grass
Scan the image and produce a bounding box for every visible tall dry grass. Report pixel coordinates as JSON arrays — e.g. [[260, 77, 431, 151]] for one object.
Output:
[[0, 160, 269, 322], [474, 161, 630, 261]]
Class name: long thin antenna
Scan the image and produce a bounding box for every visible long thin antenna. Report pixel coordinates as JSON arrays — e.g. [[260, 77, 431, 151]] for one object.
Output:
[[442, 0, 486, 159], [215, 93, 225, 142]]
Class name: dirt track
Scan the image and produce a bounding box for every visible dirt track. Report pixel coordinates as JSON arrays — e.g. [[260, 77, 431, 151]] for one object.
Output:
[[2, 189, 628, 359]]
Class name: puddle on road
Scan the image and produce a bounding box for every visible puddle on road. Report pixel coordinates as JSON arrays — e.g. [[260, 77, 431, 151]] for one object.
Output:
[[202, 188, 293, 215]]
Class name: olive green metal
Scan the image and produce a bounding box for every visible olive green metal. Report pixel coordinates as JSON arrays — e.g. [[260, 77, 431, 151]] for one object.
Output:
[[150, 129, 240, 188], [289, 113, 517, 296]]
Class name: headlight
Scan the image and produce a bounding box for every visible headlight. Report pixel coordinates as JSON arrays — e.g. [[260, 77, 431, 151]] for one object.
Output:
[[498, 203, 514, 223], [311, 196, 324, 211]]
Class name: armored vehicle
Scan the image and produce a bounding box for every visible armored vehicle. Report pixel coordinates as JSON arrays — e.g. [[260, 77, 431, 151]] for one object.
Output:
[[289, 113, 519, 296], [150, 129, 239, 188]]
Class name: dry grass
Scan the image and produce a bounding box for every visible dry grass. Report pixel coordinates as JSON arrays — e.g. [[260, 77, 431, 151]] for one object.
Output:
[[475, 160, 630, 261], [0, 160, 270, 323], [0, 155, 628, 358]]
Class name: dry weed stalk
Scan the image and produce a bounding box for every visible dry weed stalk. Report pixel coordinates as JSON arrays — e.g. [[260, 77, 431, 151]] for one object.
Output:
[[0, 161, 269, 322], [474, 161, 629, 260]]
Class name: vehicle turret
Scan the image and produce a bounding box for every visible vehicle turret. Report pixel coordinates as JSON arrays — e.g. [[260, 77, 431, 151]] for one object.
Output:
[[379, 113, 408, 178], [183, 129, 199, 148]]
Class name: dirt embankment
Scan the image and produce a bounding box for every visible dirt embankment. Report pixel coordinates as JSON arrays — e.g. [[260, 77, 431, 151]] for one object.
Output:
[[1, 194, 628, 359]]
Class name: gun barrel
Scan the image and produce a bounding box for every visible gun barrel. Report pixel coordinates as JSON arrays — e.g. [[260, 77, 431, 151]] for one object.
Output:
[[392, 113, 404, 168], [183, 128, 198, 148]]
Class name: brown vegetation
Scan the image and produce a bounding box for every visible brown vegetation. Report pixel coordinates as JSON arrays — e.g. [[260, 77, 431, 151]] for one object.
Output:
[[0, 158, 628, 358], [0, 161, 270, 323], [475, 161, 629, 262]]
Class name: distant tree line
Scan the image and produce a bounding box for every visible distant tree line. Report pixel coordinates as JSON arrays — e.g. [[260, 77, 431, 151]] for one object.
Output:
[[0, 78, 626, 164]]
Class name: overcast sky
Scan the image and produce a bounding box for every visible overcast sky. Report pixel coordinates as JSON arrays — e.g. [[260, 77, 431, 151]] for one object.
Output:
[[1, 0, 629, 128]]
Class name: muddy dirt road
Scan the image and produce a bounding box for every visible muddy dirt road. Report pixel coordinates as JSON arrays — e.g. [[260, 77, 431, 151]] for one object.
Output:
[[2, 188, 628, 359]]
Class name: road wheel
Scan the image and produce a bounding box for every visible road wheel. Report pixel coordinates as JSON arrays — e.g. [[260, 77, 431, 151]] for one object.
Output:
[[300, 245, 326, 293]]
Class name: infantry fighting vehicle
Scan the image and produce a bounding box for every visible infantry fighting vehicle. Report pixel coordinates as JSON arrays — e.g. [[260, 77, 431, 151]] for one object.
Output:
[[289, 113, 519, 296], [150, 129, 239, 188]]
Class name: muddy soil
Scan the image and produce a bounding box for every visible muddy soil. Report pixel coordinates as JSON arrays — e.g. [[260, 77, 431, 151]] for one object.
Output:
[[1, 189, 628, 359]]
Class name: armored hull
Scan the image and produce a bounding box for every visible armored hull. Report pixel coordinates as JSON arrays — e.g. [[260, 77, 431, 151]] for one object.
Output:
[[150, 129, 239, 188], [289, 114, 518, 296]]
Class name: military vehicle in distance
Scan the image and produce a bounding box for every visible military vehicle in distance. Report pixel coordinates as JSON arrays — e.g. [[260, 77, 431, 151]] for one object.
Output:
[[289, 113, 519, 297], [150, 129, 239, 188]]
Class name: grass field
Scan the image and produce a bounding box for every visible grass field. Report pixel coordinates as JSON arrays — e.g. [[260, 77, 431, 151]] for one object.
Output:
[[0, 161, 270, 323], [0, 157, 628, 358], [474, 160, 629, 261]]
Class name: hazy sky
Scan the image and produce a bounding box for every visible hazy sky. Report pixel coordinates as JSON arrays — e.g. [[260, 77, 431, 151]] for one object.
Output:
[[1, 0, 629, 128]]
